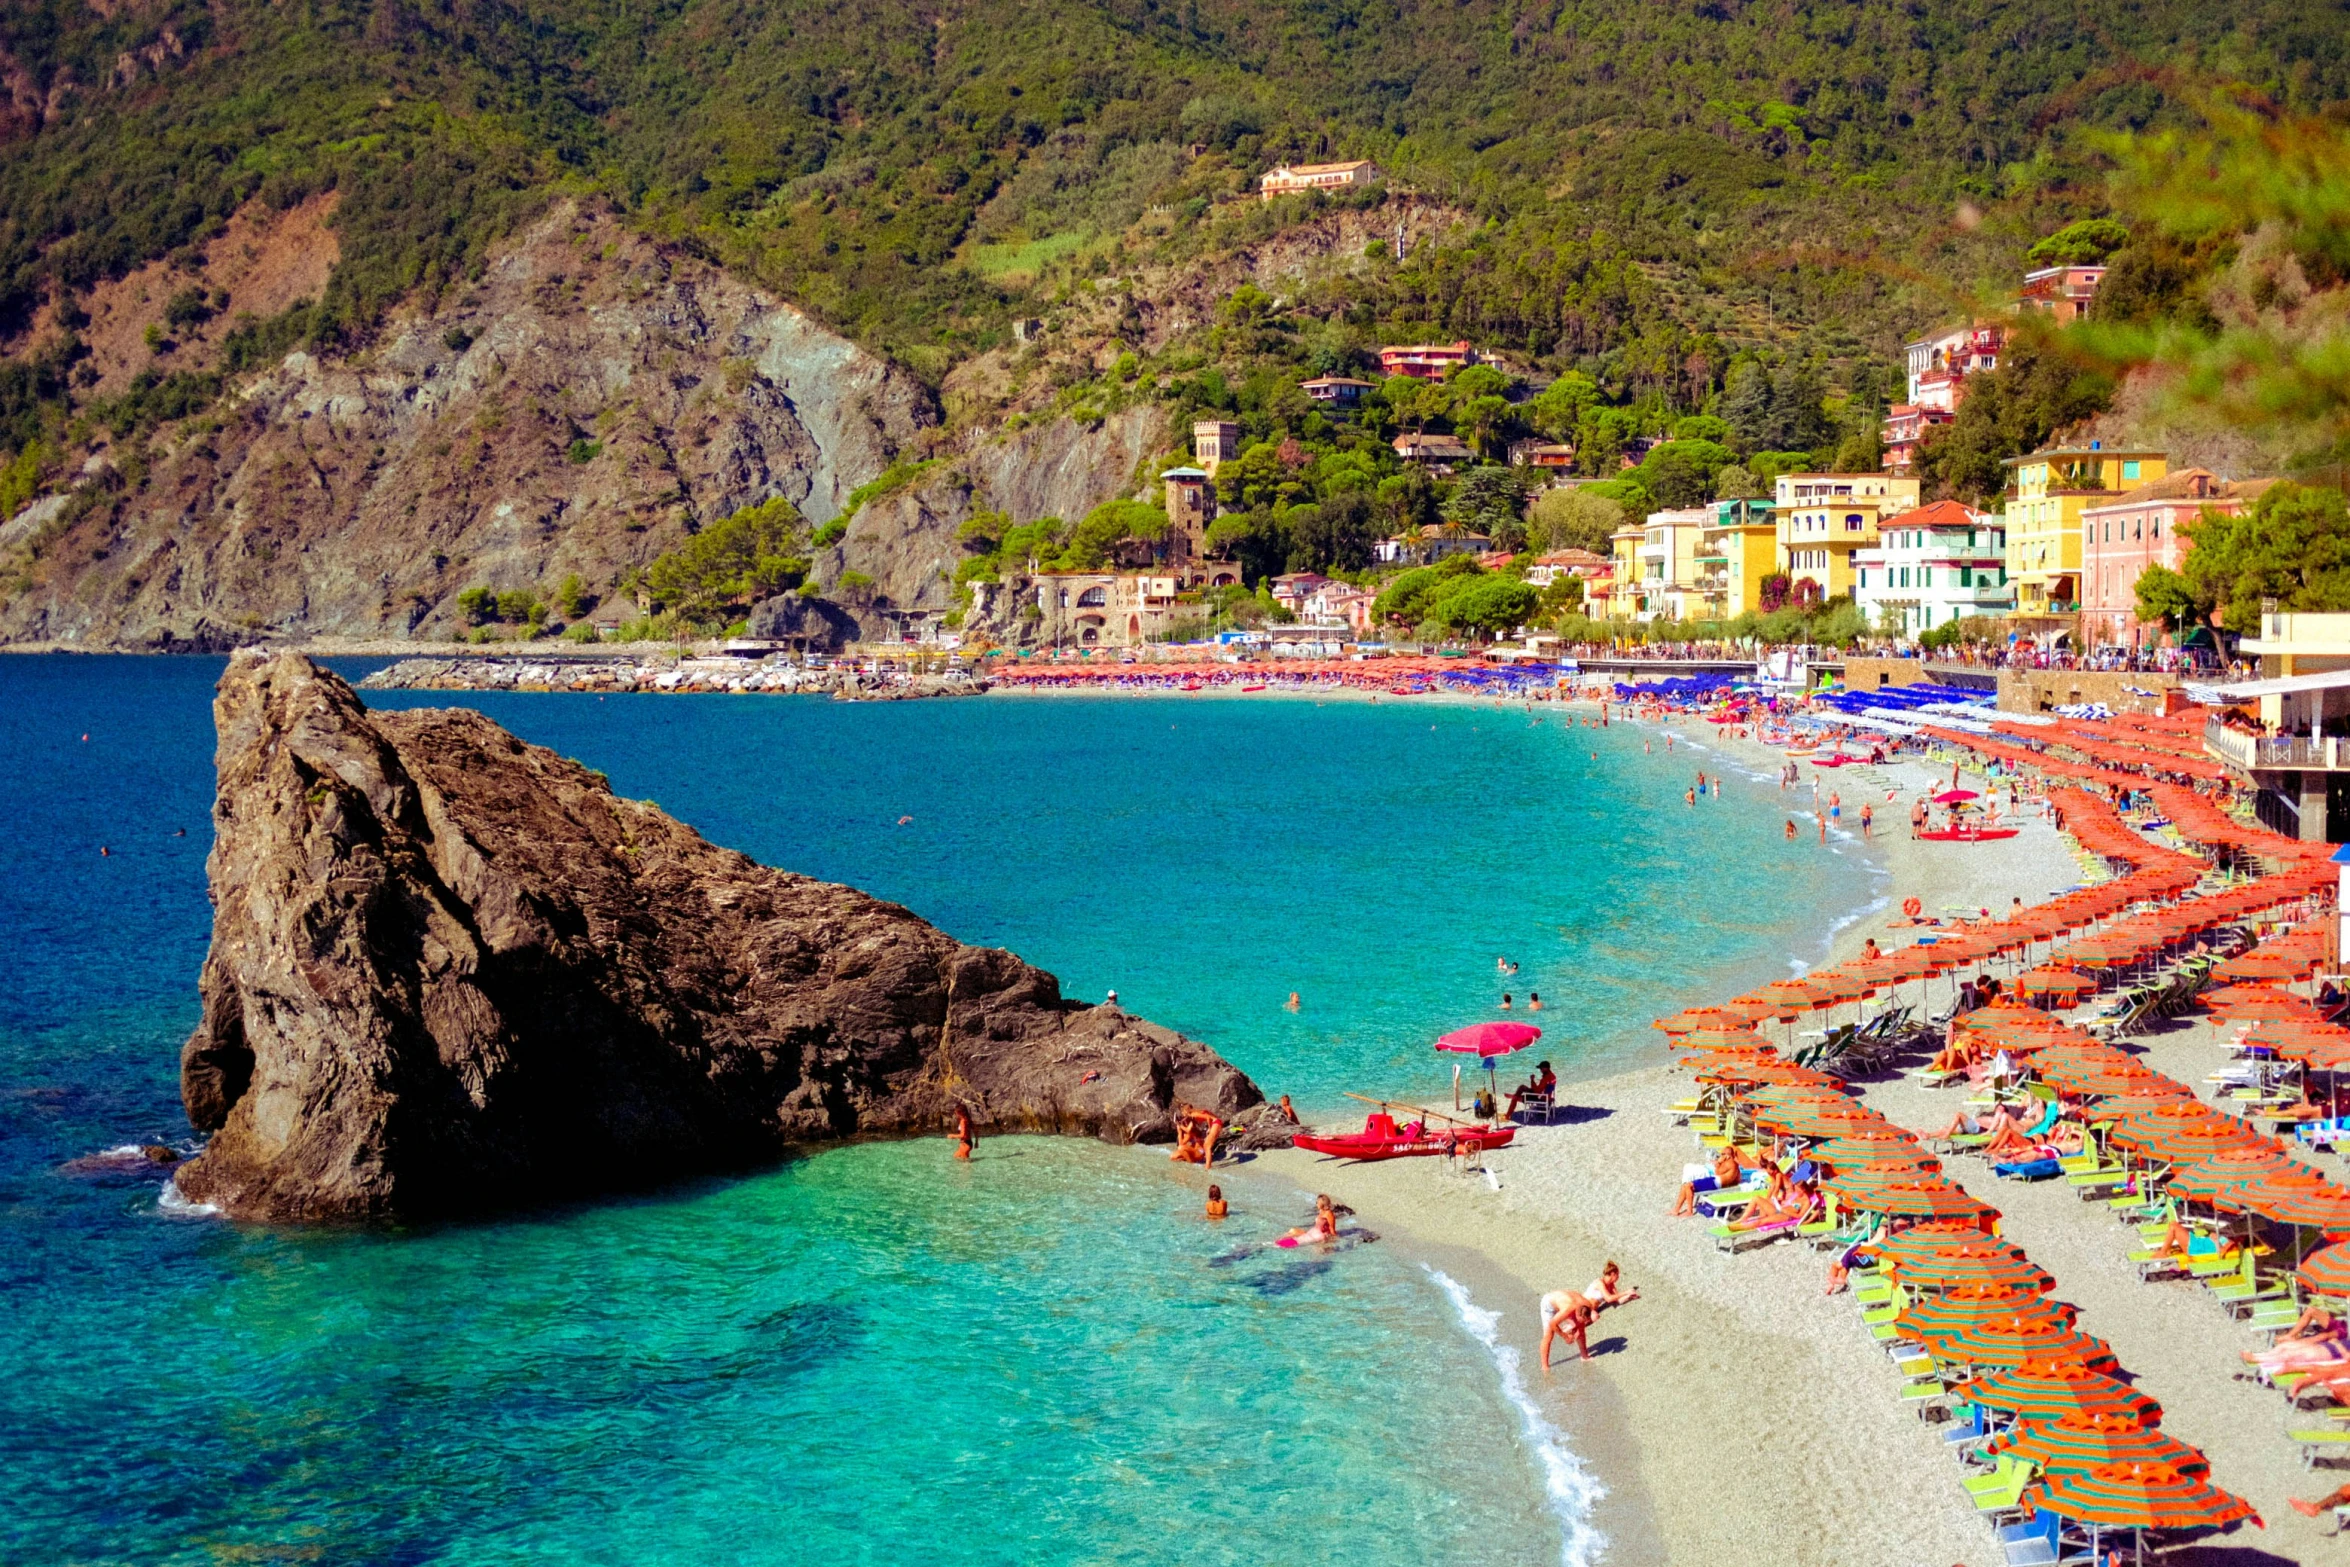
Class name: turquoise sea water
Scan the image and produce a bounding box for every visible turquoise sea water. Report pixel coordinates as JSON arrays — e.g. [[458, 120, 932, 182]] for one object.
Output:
[[0, 657, 1871, 1565]]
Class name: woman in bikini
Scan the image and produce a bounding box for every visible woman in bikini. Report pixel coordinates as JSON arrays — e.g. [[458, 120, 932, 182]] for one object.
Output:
[[1279, 1194, 1340, 1247]]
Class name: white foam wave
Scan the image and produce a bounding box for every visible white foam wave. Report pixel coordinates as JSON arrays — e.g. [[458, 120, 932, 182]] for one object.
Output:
[[156, 1177, 220, 1218], [1425, 1266, 1607, 1567]]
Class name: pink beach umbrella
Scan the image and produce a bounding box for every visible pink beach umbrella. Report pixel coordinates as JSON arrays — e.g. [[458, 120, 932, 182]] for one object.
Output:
[[1436, 1021, 1543, 1102]]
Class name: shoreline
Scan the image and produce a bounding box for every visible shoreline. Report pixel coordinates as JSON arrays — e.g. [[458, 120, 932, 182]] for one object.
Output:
[[1251, 706, 2076, 1565]]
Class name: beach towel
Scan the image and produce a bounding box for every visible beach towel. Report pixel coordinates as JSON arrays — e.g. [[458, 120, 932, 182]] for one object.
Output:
[[1994, 1156, 2063, 1181]]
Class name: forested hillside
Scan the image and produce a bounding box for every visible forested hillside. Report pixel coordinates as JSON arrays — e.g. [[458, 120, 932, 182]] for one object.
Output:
[[3, 0, 2349, 644]]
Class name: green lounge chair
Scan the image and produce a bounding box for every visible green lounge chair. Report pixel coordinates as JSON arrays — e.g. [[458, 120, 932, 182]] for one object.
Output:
[[2293, 1429, 2350, 1468]]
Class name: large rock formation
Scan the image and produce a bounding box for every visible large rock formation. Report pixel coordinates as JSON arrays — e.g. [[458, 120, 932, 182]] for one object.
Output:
[[177, 653, 1276, 1221]]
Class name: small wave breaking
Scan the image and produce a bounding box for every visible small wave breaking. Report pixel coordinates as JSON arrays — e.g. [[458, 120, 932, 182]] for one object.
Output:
[[156, 1177, 220, 1218], [1425, 1266, 1606, 1567]]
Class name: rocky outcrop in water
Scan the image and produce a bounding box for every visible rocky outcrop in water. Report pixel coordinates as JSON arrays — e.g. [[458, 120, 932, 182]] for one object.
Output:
[[176, 653, 1275, 1222]]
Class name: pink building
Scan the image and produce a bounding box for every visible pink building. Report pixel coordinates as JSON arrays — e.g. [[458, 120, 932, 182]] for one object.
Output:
[[2017, 265, 2107, 324], [2079, 470, 2274, 648], [1881, 404, 1952, 475]]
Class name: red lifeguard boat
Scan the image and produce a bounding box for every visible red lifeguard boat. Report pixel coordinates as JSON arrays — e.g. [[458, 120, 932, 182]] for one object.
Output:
[[1292, 1109, 1517, 1162]]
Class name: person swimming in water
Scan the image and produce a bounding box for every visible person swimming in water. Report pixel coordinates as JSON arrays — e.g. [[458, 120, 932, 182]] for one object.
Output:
[[1285, 991, 1301, 1011], [1205, 1184, 1229, 1220], [1528, 991, 1543, 1011]]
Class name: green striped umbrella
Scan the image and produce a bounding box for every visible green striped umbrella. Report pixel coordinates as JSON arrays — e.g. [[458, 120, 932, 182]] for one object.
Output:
[[1986, 1414, 2208, 1476], [1808, 1142, 1941, 1175], [1962, 1363, 2162, 1426], [1893, 1288, 2075, 1344], [1924, 1313, 2119, 1372], [1831, 1177, 1998, 1222], [1871, 1220, 2004, 1264], [1888, 1248, 2053, 1295], [2296, 1242, 2350, 1296], [2027, 1463, 2260, 1547], [2239, 1183, 2350, 1230]]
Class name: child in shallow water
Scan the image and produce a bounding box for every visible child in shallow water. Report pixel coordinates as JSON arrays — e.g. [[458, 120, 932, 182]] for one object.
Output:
[[1204, 1185, 1229, 1220]]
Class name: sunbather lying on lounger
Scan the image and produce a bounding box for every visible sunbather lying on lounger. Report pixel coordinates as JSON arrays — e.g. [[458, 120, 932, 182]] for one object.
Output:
[[2151, 1217, 2239, 1264], [1981, 1117, 2084, 1163], [1728, 1179, 1819, 1233], [1929, 1104, 2035, 1144], [2245, 1304, 2347, 1372], [1670, 1144, 1749, 1216]]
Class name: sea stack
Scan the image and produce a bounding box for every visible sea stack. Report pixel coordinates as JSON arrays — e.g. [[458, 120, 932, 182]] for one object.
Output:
[[177, 652, 1275, 1222]]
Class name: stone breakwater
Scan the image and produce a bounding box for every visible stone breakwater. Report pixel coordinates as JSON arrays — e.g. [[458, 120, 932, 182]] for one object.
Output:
[[358, 657, 991, 700]]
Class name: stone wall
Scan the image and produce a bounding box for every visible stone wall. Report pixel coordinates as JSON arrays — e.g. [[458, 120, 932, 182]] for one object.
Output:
[[1995, 669, 2184, 716]]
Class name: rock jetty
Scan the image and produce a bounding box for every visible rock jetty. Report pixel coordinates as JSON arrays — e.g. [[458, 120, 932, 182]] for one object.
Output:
[[357, 656, 990, 699], [177, 653, 1275, 1222]]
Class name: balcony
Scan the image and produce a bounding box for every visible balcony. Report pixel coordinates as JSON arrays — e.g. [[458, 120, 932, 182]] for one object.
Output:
[[2206, 717, 2350, 772]]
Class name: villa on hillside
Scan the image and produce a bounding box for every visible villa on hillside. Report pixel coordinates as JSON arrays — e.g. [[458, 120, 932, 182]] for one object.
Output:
[[1392, 431, 1472, 470], [1269, 572, 1332, 616], [1379, 342, 1478, 381], [1375, 529, 1489, 564], [1259, 160, 1381, 200], [1032, 572, 1187, 647], [1300, 375, 1375, 406], [1523, 549, 1610, 588], [1507, 439, 1576, 469], [1884, 264, 2107, 474]]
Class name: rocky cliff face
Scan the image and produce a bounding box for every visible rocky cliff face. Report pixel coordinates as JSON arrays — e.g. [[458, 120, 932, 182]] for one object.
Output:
[[0, 198, 936, 649], [781, 405, 1165, 645], [177, 653, 1276, 1221]]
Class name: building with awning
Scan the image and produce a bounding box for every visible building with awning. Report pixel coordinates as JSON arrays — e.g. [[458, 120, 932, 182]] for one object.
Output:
[[2195, 630, 2350, 841]]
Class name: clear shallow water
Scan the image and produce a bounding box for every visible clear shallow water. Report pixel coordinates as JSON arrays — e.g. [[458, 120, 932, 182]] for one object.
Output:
[[0, 657, 1870, 1565]]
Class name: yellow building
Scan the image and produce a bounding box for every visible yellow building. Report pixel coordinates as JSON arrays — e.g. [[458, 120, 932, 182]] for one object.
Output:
[[1607, 524, 1646, 619], [2001, 446, 2166, 617], [1701, 498, 1779, 617], [1773, 473, 1921, 601]]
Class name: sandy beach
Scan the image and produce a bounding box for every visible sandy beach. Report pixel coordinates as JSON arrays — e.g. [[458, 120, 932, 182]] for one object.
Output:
[[1257, 706, 2325, 1566]]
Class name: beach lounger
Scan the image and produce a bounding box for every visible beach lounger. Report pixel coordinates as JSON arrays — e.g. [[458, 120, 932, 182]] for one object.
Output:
[[2293, 1428, 2350, 1468], [1899, 1377, 1947, 1417], [2248, 1299, 2305, 1337], [1709, 1219, 1798, 1253]]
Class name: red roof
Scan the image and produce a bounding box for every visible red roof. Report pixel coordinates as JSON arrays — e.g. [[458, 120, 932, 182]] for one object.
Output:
[[1880, 499, 1985, 532]]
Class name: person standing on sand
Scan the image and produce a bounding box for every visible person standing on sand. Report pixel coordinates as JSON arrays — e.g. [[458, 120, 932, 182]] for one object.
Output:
[[1859, 803, 1872, 839]]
